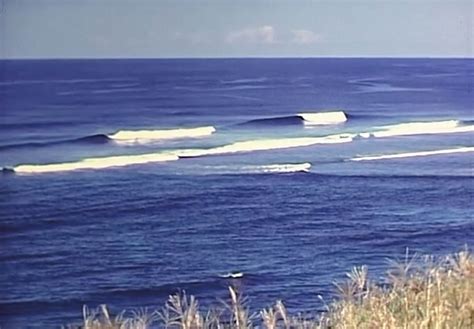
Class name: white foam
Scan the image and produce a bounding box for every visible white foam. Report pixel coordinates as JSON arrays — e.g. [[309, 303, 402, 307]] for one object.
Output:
[[219, 272, 244, 279], [109, 126, 216, 144], [370, 120, 474, 138], [175, 134, 354, 157], [350, 147, 474, 162], [359, 132, 372, 138], [257, 162, 311, 173], [14, 153, 179, 174], [298, 111, 347, 125]]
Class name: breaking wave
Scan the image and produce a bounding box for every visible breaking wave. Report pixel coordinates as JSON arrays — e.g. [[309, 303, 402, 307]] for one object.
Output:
[[298, 111, 348, 125], [12, 153, 179, 174], [360, 120, 474, 138], [109, 126, 216, 144], [4, 134, 351, 174], [240, 111, 347, 127], [175, 134, 354, 157], [0, 126, 216, 151], [350, 147, 474, 162]]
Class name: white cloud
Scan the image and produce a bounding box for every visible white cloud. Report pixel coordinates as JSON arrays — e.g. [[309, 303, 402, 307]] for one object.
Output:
[[226, 26, 276, 44], [292, 29, 321, 45]]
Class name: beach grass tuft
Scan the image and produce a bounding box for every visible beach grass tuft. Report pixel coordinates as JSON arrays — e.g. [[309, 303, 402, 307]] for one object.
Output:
[[67, 247, 474, 329]]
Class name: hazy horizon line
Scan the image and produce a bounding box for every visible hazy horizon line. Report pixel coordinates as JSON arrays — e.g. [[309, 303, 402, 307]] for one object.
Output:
[[1, 55, 473, 61]]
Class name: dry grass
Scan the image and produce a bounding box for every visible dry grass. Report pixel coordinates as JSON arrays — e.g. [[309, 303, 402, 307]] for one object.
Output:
[[68, 248, 474, 329]]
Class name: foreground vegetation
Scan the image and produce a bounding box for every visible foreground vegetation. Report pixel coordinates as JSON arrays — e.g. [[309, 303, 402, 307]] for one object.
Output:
[[69, 248, 474, 329]]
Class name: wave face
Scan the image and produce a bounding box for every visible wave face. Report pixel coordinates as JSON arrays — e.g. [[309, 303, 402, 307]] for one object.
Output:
[[369, 120, 474, 138], [109, 126, 216, 144], [350, 147, 474, 161], [176, 134, 354, 157], [298, 111, 347, 125], [239, 116, 303, 127], [0, 134, 111, 151], [74, 134, 111, 144], [13, 153, 178, 174]]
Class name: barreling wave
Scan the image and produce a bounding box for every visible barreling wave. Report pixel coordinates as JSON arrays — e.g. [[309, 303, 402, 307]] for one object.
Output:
[[175, 134, 354, 157], [239, 111, 347, 127], [350, 147, 474, 162], [0, 126, 216, 151], [12, 153, 178, 174], [109, 126, 216, 144], [361, 120, 474, 138]]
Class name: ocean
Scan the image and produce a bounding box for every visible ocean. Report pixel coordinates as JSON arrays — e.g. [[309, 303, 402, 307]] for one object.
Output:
[[0, 58, 473, 328]]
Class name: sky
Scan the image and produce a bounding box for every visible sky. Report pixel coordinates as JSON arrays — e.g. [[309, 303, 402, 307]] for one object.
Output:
[[0, 0, 472, 59]]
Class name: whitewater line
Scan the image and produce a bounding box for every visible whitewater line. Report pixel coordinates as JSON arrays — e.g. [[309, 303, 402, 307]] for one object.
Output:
[[358, 120, 474, 138], [13, 153, 179, 174], [249, 162, 311, 173], [174, 133, 354, 157], [350, 147, 474, 162]]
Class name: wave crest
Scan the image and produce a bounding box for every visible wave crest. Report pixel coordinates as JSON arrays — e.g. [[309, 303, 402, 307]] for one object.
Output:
[[14, 153, 179, 174], [240, 111, 347, 127], [298, 111, 347, 125], [109, 126, 216, 144]]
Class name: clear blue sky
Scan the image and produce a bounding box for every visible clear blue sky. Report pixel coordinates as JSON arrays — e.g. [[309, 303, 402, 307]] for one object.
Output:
[[1, 0, 472, 59]]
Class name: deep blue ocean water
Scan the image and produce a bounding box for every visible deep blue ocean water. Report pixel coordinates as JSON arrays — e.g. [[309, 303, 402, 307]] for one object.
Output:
[[0, 58, 473, 328]]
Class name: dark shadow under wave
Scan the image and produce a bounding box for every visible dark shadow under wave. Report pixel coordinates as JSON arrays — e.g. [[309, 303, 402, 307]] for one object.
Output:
[[461, 119, 474, 125], [74, 134, 111, 144], [345, 113, 381, 120], [238, 115, 304, 127]]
